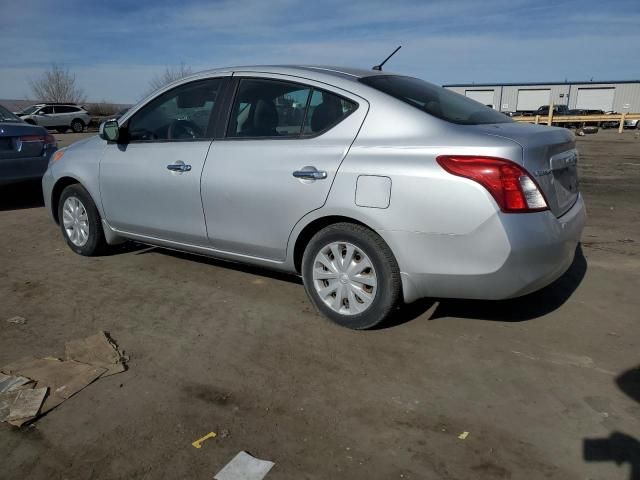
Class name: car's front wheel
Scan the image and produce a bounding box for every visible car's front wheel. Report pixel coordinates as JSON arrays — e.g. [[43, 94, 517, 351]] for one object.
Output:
[[302, 222, 402, 329], [58, 184, 107, 256]]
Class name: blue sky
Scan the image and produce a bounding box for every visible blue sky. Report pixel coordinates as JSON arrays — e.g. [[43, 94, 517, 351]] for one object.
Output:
[[1, 0, 639, 103]]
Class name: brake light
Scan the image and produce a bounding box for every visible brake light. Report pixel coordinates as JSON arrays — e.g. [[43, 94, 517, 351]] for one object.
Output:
[[20, 134, 57, 146], [436, 155, 548, 213]]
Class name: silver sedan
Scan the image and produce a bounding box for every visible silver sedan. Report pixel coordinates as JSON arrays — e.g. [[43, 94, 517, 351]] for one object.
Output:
[[42, 65, 586, 329]]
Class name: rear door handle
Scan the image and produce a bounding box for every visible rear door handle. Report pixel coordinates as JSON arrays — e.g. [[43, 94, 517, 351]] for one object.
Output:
[[292, 166, 327, 180], [167, 163, 192, 172]]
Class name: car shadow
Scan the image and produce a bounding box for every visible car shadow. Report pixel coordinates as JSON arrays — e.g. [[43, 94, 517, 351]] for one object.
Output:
[[428, 244, 587, 322], [583, 366, 640, 480], [0, 180, 44, 212], [134, 244, 586, 329], [378, 244, 587, 328]]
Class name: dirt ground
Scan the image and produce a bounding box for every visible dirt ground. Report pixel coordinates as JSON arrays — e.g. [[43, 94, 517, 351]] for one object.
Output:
[[1, 130, 639, 480]]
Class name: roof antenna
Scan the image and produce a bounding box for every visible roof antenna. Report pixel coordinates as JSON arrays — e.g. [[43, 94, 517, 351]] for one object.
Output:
[[372, 45, 402, 71]]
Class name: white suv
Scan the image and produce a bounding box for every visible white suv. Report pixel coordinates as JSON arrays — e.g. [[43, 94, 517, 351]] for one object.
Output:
[[18, 103, 91, 133]]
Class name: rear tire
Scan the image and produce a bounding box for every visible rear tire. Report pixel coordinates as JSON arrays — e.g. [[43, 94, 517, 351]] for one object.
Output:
[[58, 184, 108, 256], [71, 119, 84, 133], [302, 222, 402, 329]]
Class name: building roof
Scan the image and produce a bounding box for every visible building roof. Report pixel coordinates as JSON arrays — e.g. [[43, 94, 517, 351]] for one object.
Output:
[[444, 80, 640, 87]]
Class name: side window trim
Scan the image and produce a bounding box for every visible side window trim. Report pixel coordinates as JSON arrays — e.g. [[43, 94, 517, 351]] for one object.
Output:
[[222, 76, 359, 141], [123, 77, 228, 144]]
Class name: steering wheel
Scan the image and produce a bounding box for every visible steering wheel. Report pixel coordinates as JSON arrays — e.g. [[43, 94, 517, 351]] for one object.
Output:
[[167, 119, 202, 140]]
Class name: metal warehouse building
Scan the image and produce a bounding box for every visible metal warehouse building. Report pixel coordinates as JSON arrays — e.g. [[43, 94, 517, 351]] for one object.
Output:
[[443, 80, 640, 113]]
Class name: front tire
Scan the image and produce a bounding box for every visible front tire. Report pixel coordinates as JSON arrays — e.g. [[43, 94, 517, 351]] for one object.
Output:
[[302, 222, 402, 329], [58, 184, 107, 256]]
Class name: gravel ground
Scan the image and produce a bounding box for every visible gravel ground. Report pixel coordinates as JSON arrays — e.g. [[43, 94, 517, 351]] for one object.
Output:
[[0, 129, 638, 480]]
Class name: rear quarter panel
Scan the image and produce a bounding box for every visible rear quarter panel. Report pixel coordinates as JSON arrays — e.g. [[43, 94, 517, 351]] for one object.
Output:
[[287, 94, 522, 277]]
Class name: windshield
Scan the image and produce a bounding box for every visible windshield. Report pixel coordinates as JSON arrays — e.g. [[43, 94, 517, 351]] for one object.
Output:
[[19, 105, 39, 115], [0, 105, 23, 122], [360, 76, 512, 125]]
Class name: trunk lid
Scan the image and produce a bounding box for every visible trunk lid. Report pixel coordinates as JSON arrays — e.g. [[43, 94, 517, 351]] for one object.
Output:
[[0, 122, 48, 160], [471, 122, 579, 217]]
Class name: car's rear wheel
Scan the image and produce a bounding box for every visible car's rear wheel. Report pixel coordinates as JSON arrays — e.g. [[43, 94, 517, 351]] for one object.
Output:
[[71, 119, 84, 133], [301, 222, 401, 329], [58, 184, 107, 256]]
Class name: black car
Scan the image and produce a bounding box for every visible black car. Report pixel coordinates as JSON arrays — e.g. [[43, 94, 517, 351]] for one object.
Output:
[[0, 104, 57, 186]]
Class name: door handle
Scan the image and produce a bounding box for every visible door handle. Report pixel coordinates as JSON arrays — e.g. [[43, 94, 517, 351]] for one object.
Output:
[[167, 163, 192, 172], [292, 167, 327, 180]]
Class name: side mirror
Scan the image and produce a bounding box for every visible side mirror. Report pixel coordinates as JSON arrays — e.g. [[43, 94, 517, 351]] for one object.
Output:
[[99, 120, 120, 142]]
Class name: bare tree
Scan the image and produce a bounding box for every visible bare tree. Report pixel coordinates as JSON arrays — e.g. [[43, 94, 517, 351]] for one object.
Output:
[[30, 64, 86, 104], [146, 62, 193, 96]]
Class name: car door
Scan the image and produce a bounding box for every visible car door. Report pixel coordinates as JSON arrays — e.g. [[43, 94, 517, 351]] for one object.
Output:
[[57, 105, 74, 125], [201, 74, 368, 261], [99, 76, 228, 245], [37, 106, 55, 127]]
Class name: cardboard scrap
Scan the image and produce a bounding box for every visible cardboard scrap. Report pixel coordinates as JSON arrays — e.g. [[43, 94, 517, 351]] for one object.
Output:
[[0, 373, 34, 393], [0, 388, 48, 426], [215, 451, 275, 480], [1, 357, 106, 415], [65, 331, 126, 377], [0, 331, 126, 426]]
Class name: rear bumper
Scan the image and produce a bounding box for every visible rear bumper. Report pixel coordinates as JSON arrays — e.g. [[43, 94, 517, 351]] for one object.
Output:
[[0, 153, 52, 186], [387, 194, 587, 303]]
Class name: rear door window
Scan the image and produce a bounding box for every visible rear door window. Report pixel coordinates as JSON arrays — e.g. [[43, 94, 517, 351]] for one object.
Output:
[[227, 79, 311, 138], [360, 76, 512, 125], [227, 78, 358, 139]]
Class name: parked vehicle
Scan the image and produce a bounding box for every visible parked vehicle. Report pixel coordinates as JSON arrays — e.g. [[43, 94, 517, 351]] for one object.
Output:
[[0, 104, 57, 185], [536, 105, 571, 116], [624, 118, 640, 129], [17, 103, 91, 133], [600, 112, 620, 129], [42, 66, 586, 329]]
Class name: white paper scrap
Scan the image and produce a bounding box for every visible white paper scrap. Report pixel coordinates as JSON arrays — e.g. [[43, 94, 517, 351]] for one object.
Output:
[[214, 451, 274, 480]]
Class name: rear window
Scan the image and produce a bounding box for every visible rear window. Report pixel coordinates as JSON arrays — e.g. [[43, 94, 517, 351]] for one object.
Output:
[[360, 76, 512, 125]]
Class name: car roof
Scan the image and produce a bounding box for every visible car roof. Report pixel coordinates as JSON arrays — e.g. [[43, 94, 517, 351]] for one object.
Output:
[[189, 64, 400, 82], [31, 103, 80, 107]]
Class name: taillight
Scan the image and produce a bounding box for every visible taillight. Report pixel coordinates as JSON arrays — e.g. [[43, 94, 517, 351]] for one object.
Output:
[[436, 155, 548, 213], [20, 134, 57, 146]]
